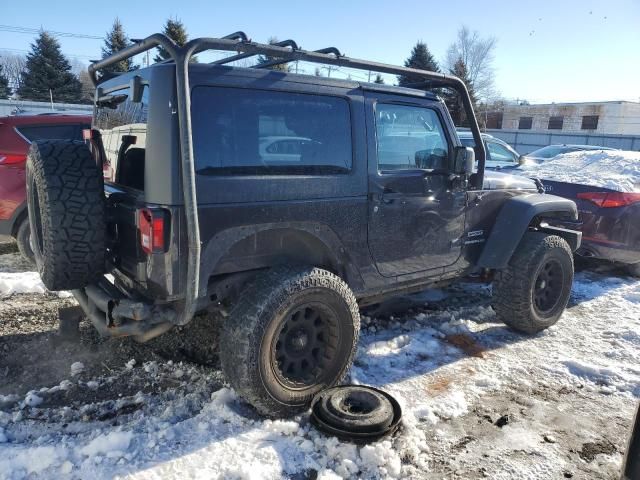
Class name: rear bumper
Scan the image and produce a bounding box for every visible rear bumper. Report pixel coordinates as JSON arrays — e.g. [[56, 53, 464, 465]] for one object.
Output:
[[577, 237, 640, 265], [72, 276, 177, 342]]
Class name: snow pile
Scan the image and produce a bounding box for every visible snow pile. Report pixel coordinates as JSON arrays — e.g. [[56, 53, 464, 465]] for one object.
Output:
[[0, 272, 46, 295], [0, 271, 71, 297], [519, 149, 640, 192]]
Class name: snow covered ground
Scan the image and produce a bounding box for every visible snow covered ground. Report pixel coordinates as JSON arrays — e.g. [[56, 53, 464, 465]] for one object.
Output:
[[0, 239, 639, 479], [518, 150, 640, 192]]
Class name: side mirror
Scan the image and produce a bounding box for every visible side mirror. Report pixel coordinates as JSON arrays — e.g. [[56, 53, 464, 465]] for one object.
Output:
[[454, 146, 475, 175]]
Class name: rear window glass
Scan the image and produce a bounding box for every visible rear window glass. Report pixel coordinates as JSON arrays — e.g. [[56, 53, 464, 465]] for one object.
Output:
[[94, 86, 149, 190], [17, 124, 88, 142], [192, 87, 353, 175]]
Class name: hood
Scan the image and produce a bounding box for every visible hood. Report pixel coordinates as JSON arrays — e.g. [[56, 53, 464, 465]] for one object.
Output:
[[482, 170, 538, 191]]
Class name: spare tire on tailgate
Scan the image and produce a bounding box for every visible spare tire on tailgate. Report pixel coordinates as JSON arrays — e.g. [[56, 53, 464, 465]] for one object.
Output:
[[27, 140, 106, 291]]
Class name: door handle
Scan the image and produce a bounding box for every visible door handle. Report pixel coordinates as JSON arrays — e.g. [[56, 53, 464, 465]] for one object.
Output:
[[380, 189, 403, 204]]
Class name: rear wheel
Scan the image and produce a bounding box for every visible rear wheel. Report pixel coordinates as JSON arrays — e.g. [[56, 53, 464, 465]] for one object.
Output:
[[220, 266, 360, 417], [15, 219, 34, 264], [26, 140, 105, 291], [493, 233, 574, 334]]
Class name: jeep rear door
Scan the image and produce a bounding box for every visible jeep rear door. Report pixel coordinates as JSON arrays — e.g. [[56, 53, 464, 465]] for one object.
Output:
[[365, 93, 467, 277]]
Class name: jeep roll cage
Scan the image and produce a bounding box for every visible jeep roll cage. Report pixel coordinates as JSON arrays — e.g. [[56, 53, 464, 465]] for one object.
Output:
[[88, 31, 487, 328]]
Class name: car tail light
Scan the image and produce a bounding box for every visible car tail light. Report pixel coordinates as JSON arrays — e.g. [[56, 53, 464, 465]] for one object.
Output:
[[577, 192, 640, 208], [0, 153, 27, 165], [138, 209, 167, 254]]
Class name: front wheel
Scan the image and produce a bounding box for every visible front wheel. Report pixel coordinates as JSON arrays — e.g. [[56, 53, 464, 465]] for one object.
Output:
[[220, 266, 360, 417], [493, 233, 574, 335]]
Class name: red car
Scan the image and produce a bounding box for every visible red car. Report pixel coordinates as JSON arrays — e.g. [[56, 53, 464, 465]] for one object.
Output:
[[0, 114, 91, 261]]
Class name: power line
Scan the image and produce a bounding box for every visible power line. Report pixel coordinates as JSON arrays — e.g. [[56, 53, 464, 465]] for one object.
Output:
[[0, 47, 96, 60], [0, 24, 102, 40]]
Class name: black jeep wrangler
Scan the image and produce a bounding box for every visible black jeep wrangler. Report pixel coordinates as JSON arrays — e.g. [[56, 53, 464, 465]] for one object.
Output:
[[26, 32, 581, 417]]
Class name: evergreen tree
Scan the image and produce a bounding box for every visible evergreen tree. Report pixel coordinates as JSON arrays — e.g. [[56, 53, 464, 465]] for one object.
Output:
[[256, 37, 290, 72], [0, 64, 9, 99], [155, 18, 196, 63], [374, 73, 384, 84], [101, 18, 135, 73], [442, 57, 478, 127], [397, 41, 440, 88], [17, 32, 81, 102]]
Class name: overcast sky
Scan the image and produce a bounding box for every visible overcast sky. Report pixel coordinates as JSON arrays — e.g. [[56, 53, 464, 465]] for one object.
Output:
[[1, 0, 639, 104]]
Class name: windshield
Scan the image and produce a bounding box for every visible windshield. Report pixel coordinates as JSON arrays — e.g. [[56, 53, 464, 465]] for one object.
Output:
[[528, 145, 576, 158]]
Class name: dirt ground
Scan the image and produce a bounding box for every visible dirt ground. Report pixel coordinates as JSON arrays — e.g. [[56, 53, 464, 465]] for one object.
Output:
[[0, 235, 637, 479]]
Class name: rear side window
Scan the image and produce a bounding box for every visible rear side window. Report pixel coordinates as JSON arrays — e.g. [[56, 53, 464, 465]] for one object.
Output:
[[192, 87, 353, 175], [17, 124, 88, 142]]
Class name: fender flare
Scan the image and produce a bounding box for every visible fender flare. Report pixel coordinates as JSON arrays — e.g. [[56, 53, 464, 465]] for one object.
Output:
[[198, 221, 364, 296], [477, 193, 580, 269]]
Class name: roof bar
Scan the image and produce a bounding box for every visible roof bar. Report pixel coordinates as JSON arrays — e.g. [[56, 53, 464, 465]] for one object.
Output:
[[254, 45, 341, 70], [221, 31, 249, 42], [212, 39, 299, 66]]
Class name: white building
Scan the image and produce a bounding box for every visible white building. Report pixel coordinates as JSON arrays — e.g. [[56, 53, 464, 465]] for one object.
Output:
[[490, 101, 640, 135]]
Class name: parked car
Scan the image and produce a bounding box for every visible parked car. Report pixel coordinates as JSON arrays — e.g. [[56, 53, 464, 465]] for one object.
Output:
[[26, 31, 580, 417], [0, 114, 91, 261], [521, 144, 617, 165], [523, 150, 640, 276], [457, 131, 521, 170]]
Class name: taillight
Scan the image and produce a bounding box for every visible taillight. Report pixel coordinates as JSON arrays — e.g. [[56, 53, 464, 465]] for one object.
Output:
[[138, 209, 167, 254], [0, 154, 27, 165], [577, 192, 640, 208]]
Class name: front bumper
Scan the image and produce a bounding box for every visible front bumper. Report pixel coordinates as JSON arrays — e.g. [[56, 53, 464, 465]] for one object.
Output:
[[72, 276, 177, 342]]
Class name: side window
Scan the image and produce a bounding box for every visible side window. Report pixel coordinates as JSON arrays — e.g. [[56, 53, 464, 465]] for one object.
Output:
[[94, 85, 149, 190], [486, 141, 517, 163], [192, 87, 352, 174], [375, 104, 449, 172]]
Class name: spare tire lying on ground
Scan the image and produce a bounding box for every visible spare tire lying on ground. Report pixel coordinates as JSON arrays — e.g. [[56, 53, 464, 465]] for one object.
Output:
[[310, 385, 402, 443], [26, 140, 106, 291]]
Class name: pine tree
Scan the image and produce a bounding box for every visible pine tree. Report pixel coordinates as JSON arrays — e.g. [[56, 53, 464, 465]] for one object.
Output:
[[257, 37, 290, 72], [17, 32, 81, 103], [102, 18, 135, 73], [154, 18, 197, 63], [397, 41, 440, 88], [0, 64, 10, 99], [374, 74, 384, 84], [442, 57, 478, 127]]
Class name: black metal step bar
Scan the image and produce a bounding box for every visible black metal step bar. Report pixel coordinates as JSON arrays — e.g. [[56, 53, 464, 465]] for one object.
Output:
[[88, 31, 486, 329]]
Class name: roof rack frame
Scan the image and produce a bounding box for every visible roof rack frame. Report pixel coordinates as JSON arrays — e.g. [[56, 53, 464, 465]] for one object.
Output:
[[88, 32, 486, 327]]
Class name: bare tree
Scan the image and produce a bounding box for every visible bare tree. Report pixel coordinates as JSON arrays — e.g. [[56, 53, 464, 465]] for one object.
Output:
[[445, 26, 497, 101], [0, 52, 27, 94]]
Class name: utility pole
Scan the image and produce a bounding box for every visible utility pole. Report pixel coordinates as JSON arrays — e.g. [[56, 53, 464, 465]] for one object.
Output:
[[49, 89, 54, 111], [322, 65, 338, 78], [367, 70, 372, 83]]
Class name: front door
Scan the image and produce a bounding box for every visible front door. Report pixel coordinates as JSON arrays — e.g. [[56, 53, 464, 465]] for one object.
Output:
[[366, 95, 467, 277]]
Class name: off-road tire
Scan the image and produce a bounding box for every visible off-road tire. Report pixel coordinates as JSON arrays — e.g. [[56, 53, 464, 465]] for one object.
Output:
[[15, 218, 34, 264], [220, 266, 360, 417], [493, 232, 573, 335], [26, 140, 105, 291], [626, 263, 640, 278]]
